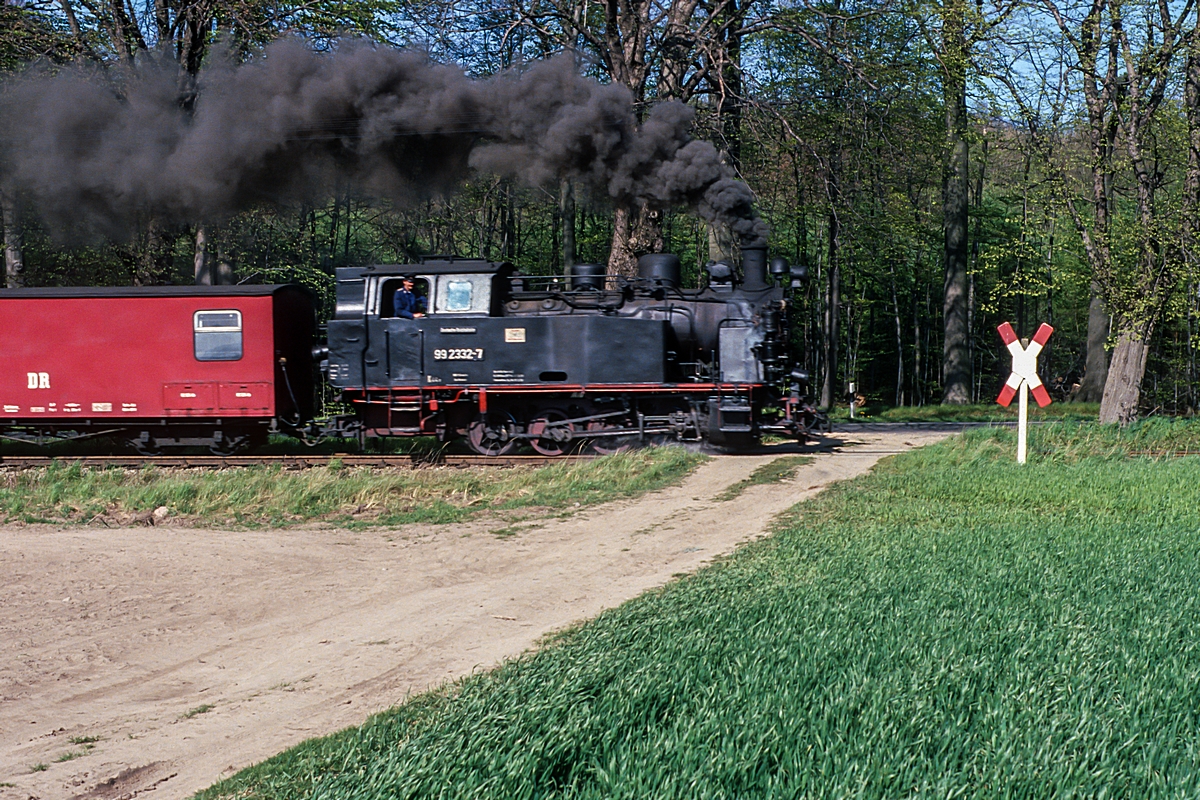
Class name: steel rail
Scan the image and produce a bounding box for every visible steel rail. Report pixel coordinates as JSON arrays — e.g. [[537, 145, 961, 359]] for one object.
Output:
[[0, 453, 599, 470]]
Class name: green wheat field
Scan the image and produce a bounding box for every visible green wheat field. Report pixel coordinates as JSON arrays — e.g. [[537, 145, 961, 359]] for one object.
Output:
[[199, 420, 1200, 798]]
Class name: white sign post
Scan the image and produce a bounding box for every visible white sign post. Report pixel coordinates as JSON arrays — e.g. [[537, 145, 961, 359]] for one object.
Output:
[[996, 322, 1053, 464]]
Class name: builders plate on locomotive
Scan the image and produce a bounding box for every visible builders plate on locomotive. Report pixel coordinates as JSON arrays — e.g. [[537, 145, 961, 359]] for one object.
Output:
[[432, 347, 484, 361]]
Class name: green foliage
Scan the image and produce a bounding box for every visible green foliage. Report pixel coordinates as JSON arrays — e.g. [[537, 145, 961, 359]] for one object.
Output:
[[199, 423, 1200, 798], [0, 5, 74, 72], [0, 448, 703, 527]]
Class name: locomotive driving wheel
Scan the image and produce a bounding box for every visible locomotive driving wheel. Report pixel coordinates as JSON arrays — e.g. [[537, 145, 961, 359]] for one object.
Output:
[[467, 411, 518, 456], [527, 409, 576, 456], [585, 419, 634, 455]]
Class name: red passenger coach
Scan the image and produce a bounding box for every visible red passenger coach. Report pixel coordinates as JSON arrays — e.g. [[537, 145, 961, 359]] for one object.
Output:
[[0, 285, 315, 452]]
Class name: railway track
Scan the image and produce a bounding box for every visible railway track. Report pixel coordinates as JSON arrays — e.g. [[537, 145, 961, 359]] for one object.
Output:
[[0, 453, 599, 470]]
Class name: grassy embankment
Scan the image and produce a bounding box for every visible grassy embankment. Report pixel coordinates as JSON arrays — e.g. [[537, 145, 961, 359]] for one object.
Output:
[[200, 418, 1200, 798], [0, 448, 703, 527], [831, 401, 1100, 423]]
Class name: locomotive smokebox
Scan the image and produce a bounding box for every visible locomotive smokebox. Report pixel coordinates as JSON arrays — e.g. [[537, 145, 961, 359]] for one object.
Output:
[[741, 246, 770, 291], [570, 263, 606, 291], [638, 253, 682, 289]]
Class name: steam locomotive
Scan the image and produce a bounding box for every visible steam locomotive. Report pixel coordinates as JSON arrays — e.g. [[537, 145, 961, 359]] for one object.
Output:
[[0, 248, 822, 454]]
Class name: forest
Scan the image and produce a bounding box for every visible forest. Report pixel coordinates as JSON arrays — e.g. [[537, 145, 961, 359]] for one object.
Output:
[[1, 0, 1198, 422]]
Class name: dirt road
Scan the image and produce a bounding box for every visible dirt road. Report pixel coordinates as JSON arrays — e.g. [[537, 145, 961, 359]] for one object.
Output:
[[0, 430, 948, 800]]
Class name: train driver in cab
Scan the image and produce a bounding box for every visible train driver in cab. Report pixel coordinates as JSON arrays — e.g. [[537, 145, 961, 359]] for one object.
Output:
[[394, 275, 427, 319]]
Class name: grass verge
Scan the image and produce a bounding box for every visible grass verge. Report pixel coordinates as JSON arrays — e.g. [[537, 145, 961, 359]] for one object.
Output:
[[832, 401, 1099, 423], [0, 447, 704, 528], [715, 455, 813, 501], [200, 420, 1200, 799]]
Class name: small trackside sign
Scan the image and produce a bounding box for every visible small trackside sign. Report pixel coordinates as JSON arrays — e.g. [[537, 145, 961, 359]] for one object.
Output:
[[504, 327, 526, 343], [996, 321, 1053, 464]]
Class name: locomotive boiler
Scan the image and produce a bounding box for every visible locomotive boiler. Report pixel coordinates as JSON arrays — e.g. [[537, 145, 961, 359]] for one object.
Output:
[[321, 246, 822, 454]]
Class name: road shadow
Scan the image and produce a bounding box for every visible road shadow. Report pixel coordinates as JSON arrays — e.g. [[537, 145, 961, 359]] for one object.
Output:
[[699, 436, 852, 456]]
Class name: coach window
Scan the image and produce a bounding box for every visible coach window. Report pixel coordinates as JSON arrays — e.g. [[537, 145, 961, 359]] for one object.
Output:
[[194, 310, 243, 361]]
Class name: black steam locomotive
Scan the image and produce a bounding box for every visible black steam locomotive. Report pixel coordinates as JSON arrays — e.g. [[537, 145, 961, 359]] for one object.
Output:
[[318, 246, 823, 454]]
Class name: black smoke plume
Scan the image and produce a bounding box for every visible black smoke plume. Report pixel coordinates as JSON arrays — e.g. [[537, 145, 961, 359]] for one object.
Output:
[[0, 39, 768, 246]]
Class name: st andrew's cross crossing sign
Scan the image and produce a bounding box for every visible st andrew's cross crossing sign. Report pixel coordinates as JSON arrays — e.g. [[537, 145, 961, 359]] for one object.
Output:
[[996, 321, 1053, 464], [996, 322, 1054, 409]]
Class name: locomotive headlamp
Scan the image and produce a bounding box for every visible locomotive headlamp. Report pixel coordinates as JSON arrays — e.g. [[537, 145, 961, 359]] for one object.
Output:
[[789, 264, 809, 290], [769, 257, 790, 277], [790, 369, 810, 385]]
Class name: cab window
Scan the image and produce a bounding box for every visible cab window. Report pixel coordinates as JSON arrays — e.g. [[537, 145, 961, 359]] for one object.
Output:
[[194, 310, 243, 361], [434, 274, 491, 314], [444, 280, 473, 311], [381, 278, 429, 317]]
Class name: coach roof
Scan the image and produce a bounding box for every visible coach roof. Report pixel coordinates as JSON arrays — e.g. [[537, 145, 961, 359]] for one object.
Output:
[[0, 284, 299, 299]]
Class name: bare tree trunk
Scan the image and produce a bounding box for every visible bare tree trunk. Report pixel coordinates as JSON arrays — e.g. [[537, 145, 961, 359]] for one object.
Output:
[[194, 225, 212, 285], [820, 209, 840, 410], [560, 179, 576, 275], [913, 295, 922, 405], [940, 0, 971, 405], [968, 134, 987, 403], [216, 255, 233, 284], [607, 203, 663, 277], [1, 187, 24, 288], [1098, 332, 1150, 424], [707, 222, 734, 264], [1075, 286, 1109, 401], [891, 264, 905, 406], [135, 218, 172, 286]]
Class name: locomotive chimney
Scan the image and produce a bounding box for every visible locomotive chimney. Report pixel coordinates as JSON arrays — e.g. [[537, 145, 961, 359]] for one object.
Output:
[[741, 246, 769, 291], [637, 253, 682, 289]]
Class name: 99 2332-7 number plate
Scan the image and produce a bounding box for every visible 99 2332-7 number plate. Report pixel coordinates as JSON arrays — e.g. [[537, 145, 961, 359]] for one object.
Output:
[[432, 347, 484, 361]]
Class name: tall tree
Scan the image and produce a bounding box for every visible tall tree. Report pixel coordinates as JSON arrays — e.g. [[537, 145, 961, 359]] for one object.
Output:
[[914, 0, 1015, 403], [1037, 0, 1193, 422], [939, 0, 972, 403]]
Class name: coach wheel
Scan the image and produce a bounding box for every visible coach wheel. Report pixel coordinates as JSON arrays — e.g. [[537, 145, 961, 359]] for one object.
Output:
[[467, 412, 518, 456], [209, 432, 255, 455], [528, 409, 576, 457], [585, 420, 633, 455], [129, 433, 160, 456]]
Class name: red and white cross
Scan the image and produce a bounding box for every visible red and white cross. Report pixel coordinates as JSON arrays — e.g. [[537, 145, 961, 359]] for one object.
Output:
[[996, 322, 1053, 408]]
